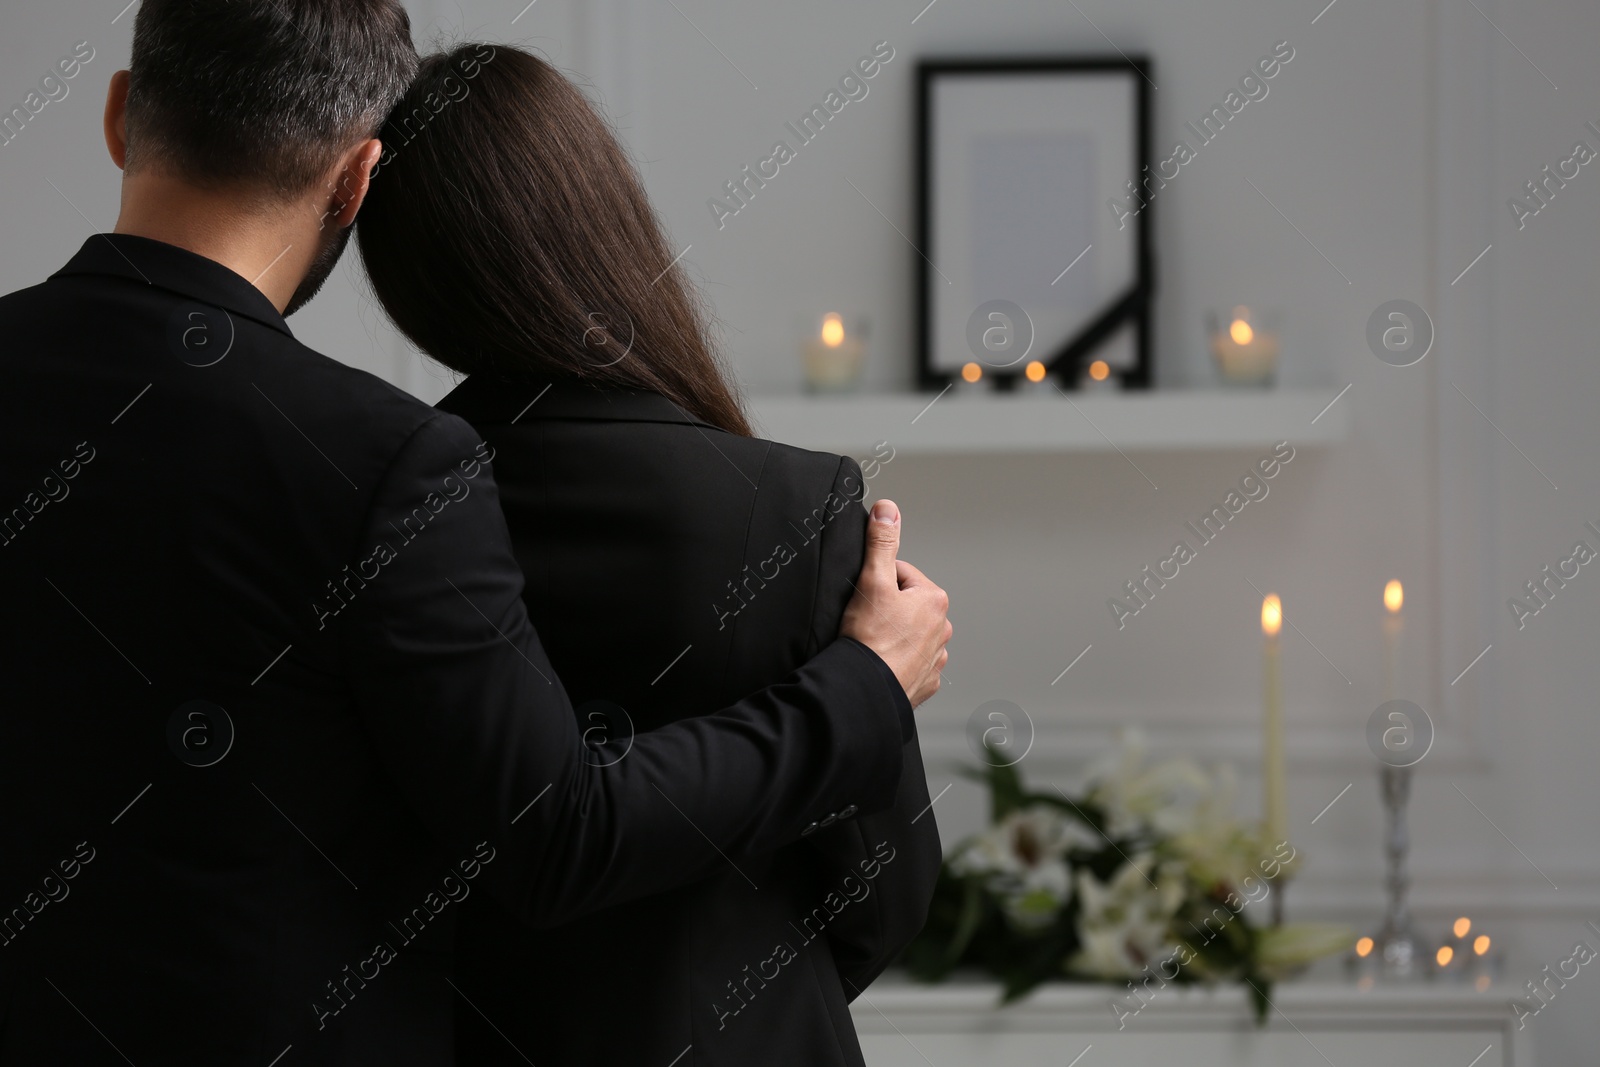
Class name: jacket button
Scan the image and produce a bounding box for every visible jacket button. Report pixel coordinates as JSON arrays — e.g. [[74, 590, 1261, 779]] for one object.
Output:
[[839, 805, 858, 819], [801, 821, 820, 837], [818, 813, 838, 828]]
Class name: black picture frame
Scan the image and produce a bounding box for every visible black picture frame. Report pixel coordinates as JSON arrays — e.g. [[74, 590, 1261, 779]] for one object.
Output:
[[915, 57, 1155, 391]]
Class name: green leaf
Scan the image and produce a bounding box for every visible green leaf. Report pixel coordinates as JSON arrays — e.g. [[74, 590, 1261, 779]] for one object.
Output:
[[1026, 791, 1109, 835], [906, 873, 995, 979], [984, 753, 1028, 820], [948, 876, 987, 962], [1000, 967, 1048, 1004], [1247, 976, 1273, 1026]]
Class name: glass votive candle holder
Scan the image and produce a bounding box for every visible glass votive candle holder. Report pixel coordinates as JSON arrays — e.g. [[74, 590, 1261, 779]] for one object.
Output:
[[801, 313, 869, 393], [1207, 306, 1281, 388]]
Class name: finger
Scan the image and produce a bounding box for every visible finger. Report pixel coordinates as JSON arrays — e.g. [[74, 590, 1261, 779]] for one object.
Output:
[[895, 558, 931, 589], [858, 499, 902, 592]]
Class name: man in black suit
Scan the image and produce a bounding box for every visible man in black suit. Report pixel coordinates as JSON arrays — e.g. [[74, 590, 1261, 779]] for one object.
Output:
[[0, 2, 950, 1064]]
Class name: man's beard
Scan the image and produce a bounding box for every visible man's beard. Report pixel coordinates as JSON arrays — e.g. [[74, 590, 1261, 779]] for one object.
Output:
[[284, 225, 354, 317]]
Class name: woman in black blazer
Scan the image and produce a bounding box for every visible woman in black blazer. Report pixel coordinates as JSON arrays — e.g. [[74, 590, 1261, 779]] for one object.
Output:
[[357, 45, 943, 1066]]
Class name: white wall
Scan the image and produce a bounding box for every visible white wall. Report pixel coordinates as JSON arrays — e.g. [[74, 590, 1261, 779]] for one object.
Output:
[[3, 0, 1596, 1060]]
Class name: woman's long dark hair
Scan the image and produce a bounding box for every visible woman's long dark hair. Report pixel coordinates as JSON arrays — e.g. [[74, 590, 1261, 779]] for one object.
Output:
[[357, 44, 752, 436]]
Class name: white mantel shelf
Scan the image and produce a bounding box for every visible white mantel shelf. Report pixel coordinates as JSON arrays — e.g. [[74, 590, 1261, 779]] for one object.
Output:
[[747, 389, 1349, 456], [851, 974, 1528, 1066]]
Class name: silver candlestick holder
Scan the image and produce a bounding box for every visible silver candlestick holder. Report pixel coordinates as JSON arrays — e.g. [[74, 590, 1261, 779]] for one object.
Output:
[[1372, 764, 1422, 978], [1351, 699, 1434, 981]]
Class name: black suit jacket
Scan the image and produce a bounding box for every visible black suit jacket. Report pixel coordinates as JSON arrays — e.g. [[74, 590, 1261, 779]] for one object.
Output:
[[437, 380, 942, 1067], [0, 236, 912, 1065]]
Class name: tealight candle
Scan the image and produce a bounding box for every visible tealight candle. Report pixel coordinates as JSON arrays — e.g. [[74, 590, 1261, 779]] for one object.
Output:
[[1077, 359, 1119, 393], [955, 361, 991, 395], [1013, 360, 1058, 398]]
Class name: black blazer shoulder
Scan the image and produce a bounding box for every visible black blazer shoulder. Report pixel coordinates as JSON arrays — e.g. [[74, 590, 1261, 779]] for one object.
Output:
[[436, 378, 873, 718]]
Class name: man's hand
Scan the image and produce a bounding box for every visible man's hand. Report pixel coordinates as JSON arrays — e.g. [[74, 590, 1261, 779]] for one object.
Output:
[[841, 500, 951, 707]]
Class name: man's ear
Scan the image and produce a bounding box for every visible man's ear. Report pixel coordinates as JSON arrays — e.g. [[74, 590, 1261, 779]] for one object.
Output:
[[103, 71, 131, 171], [323, 139, 384, 230]]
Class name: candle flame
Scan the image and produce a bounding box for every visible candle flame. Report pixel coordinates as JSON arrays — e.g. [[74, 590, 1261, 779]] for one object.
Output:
[[1437, 946, 1454, 967], [1385, 580, 1404, 614], [1474, 934, 1491, 955], [1088, 359, 1110, 382], [1261, 594, 1282, 637], [961, 362, 983, 383], [1354, 936, 1373, 958], [1025, 361, 1046, 383], [1229, 318, 1255, 345], [821, 314, 845, 348], [1453, 916, 1471, 938]]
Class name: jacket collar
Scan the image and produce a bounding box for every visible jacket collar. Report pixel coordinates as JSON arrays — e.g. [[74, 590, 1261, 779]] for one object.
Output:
[[438, 377, 725, 433], [51, 234, 294, 338]]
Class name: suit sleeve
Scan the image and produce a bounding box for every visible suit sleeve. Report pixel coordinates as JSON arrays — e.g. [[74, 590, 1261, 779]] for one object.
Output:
[[804, 454, 945, 998], [339, 414, 908, 927]]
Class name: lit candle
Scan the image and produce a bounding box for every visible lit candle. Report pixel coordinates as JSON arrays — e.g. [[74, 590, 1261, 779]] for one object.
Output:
[[1209, 307, 1280, 386], [1078, 359, 1118, 393], [1262, 594, 1288, 846], [1020, 360, 1052, 396], [956, 361, 990, 394], [802, 313, 865, 392], [1383, 580, 1404, 701]]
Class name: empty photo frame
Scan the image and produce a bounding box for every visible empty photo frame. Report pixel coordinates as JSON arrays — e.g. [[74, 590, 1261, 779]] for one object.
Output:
[[916, 58, 1154, 390]]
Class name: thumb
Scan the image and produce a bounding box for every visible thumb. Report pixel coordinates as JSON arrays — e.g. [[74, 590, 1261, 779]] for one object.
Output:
[[859, 498, 902, 592]]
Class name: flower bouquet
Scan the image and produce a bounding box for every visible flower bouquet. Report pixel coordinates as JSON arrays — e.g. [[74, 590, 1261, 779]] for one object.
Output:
[[903, 730, 1350, 1022]]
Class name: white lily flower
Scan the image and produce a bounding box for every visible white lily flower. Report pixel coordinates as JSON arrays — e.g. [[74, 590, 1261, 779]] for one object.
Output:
[[1084, 728, 1210, 839], [952, 805, 1090, 929], [1069, 855, 1185, 978]]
